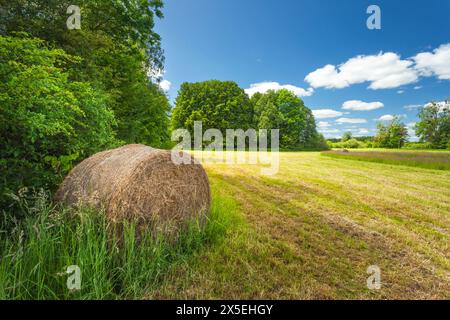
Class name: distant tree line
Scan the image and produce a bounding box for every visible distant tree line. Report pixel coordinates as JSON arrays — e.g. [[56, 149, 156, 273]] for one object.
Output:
[[327, 101, 450, 150]]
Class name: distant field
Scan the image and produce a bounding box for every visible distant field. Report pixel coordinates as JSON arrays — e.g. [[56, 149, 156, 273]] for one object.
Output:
[[322, 150, 450, 171], [149, 152, 450, 299]]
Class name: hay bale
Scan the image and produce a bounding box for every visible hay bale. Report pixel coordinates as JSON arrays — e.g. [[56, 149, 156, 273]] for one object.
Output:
[[55, 144, 211, 235]]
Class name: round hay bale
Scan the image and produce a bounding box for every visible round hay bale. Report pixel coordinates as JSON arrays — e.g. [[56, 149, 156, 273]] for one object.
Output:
[[55, 144, 211, 235]]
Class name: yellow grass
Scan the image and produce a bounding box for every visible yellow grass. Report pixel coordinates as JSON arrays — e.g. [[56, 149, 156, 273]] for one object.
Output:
[[149, 151, 450, 299]]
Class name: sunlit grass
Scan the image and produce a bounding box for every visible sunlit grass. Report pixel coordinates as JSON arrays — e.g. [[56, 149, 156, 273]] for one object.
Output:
[[2, 151, 449, 299]]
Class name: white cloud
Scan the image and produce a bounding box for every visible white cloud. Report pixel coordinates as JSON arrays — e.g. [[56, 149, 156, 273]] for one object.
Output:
[[303, 43, 450, 91], [397, 90, 405, 94], [158, 79, 172, 92], [336, 118, 368, 124], [425, 100, 450, 112], [245, 82, 314, 97], [318, 128, 341, 134], [377, 114, 394, 121], [414, 44, 450, 80], [406, 122, 417, 139], [404, 104, 422, 110], [304, 52, 418, 90], [342, 100, 384, 111], [312, 109, 344, 119], [357, 128, 370, 135], [317, 121, 331, 128]]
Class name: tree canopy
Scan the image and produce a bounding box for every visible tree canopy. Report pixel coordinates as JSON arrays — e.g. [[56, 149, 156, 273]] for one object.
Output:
[[374, 117, 408, 148], [415, 101, 450, 149], [171, 80, 254, 137], [252, 89, 325, 149]]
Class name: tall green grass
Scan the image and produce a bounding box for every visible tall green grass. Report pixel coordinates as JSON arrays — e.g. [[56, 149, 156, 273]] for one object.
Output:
[[0, 189, 236, 299], [321, 151, 450, 170]]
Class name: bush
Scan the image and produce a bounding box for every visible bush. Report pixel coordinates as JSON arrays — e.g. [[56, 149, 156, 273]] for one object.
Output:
[[403, 142, 434, 150], [0, 35, 117, 209], [329, 139, 363, 149], [343, 139, 362, 149]]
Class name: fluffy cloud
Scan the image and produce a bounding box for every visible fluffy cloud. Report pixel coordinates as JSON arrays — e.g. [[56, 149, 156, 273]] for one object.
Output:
[[377, 114, 394, 121], [336, 118, 367, 124], [245, 82, 314, 97], [158, 79, 172, 92], [317, 121, 331, 128], [304, 43, 450, 91], [404, 104, 422, 110], [404, 101, 449, 112], [305, 52, 418, 90], [318, 128, 341, 134], [414, 44, 450, 80], [342, 100, 384, 111], [425, 100, 450, 112], [406, 122, 418, 139], [312, 109, 344, 119], [357, 128, 370, 135]]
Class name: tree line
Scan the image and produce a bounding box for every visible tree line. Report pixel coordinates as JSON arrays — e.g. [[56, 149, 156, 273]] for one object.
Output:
[[329, 101, 450, 150], [171, 81, 327, 150]]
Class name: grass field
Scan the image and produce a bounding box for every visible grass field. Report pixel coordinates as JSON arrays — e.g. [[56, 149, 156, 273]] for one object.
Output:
[[150, 151, 450, 299], [1, 151, 449, 299], [322, 150, 450, 171]]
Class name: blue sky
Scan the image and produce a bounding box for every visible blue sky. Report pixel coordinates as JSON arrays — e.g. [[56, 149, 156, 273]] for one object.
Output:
[[155, 0, 450, 139]]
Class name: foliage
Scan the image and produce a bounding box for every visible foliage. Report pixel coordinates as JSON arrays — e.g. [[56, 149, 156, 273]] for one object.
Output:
[[0, 0, 164, 72], [342, 131, 353, 142], [331, 139, 364, 149], [252, 89, 325, 149], [415, 101, 450, 149], [171, 80, 254, 141], [0, 35, 117, 208], [403, 142, 435, 150], [322, 150, 450, 171], [0, 0, 171, 147], [374, 116, 408, 148], [327, 133, 372, 149]]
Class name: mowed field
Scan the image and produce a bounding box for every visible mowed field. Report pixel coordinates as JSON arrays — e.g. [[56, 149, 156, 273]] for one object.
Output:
[[149, 151, 450, 299]]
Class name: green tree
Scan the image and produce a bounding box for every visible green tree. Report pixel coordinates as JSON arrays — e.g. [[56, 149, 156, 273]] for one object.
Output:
[[415, 101, 450, 149], [0, 0, 170, 147], [374, 117, 408, 148], [0, 0, 165, 72], [252, 89, 323, 149], [171, 80, 254, 140], [342, 131, 353, 142], [0, 35, 117, 208]]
